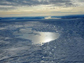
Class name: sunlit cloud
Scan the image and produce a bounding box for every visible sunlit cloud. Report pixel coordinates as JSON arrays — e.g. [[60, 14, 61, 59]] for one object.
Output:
[[0, 0, 84, 17]]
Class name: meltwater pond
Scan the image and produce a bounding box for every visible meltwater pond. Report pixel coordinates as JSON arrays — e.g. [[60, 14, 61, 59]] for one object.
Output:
[[14, 28, 60, 45]]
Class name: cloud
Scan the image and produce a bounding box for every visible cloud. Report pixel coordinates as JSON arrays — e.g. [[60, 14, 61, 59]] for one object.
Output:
[[72, 0, 84, 6], [0, 0, 84, 10], [0, 0, 84, 17], [0, 6, 16, 10], [0, 0, 75, 7]]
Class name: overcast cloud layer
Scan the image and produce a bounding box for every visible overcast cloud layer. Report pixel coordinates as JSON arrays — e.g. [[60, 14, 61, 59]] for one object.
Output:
[[0, 0, 84, 10], [0, 0, 73, 6], [0, 0, 84, 17]]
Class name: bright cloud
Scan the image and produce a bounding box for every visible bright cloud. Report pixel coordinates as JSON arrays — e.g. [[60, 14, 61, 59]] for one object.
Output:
[[0, 0, 84, 17]]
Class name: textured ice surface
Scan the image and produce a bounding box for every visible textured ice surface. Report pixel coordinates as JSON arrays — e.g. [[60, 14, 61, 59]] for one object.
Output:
[[0, 19, 84, 63]]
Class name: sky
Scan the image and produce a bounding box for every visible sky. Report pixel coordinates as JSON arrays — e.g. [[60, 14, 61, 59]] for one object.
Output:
[[0, 0, 84, 17]]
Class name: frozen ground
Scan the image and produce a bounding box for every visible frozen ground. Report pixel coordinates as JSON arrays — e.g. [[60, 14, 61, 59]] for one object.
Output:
[[0, 18, 84, 63]]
